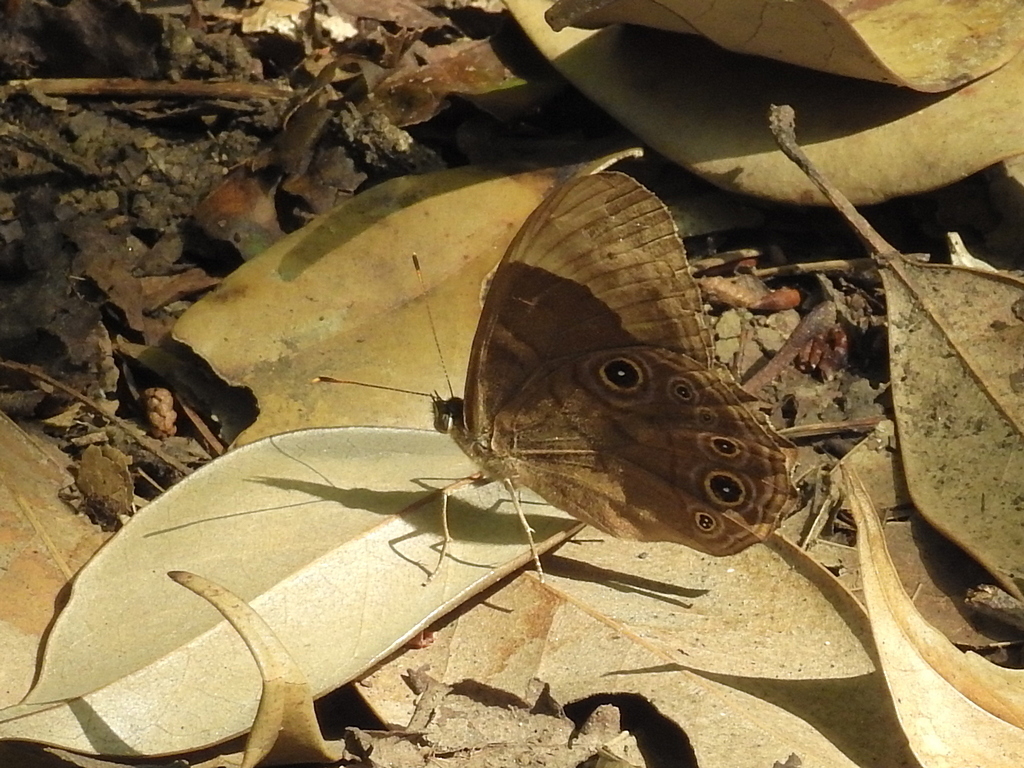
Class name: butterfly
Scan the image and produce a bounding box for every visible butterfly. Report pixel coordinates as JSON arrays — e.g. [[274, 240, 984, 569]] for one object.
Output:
[[435, 171, 796, 556]]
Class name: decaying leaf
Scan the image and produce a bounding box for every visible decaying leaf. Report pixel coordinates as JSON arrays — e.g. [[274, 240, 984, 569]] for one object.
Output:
[[369, 38, 514, 127], [841, 465, 1024, 768], [0, 428, 577, 757], [546, 0, 1024, 91], [881, 258, 1024, 600], [505, 0, 1024, 204], [75, 444, 134, 529]]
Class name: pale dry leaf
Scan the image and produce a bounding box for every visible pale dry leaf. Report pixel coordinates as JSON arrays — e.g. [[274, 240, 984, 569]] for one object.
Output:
[[505, 0, 1024, 205], [840, 464, 1024, 767], [881, 257, 1024, 599], [546, 0, 1024, 91], [362, 532, 917, 768], [172, 165, 561, 445], [946, 232, 998, 272], [0, 428, 578, 757]]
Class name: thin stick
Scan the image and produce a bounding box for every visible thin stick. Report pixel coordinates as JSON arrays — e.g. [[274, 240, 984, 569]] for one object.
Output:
[[0, 360, 192, 476], [1, 77, 291, 102], [752, 257, 878, 279], [779, 416, 884, 440], [768, 105, 896, 260]]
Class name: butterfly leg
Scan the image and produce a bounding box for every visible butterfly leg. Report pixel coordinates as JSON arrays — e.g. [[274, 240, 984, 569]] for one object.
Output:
[[504, 479, 544, 580], [425, 474, 481, 583], [424, 485, 457, 584]]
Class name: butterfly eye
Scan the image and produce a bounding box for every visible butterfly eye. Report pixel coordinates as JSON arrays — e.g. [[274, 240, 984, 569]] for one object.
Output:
[[711, 437, 739, 456], [695, 511, 718, 532], [600, 358, 642, 390], [433, 397, 463, 434], [706, 472, 746, 506]]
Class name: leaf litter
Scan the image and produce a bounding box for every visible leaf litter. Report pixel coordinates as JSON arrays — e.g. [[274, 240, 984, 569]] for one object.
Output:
[[3, 2, 1024, 767]]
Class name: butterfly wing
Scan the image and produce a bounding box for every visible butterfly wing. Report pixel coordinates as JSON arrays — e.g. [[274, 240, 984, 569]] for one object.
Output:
[[490, 347, 794, 555], [463, 171, 713, 436]]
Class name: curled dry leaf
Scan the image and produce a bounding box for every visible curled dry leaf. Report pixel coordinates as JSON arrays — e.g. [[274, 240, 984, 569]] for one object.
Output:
[[505, 0, 1024, 204], [881, 257, 1024, 600], [361, 532, 917, 768], [546, 0, 1024, 91], [0, 428, 578, 757], [168, 571, 340, 767], [840, 464, 1024, 767]]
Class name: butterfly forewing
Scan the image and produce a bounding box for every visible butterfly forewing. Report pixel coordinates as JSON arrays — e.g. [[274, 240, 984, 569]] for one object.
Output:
[[464, 171, 713, 433]]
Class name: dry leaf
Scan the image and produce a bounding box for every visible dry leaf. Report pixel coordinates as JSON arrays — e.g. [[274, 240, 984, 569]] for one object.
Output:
[[0, 428, 577, 757], [370, 39, 513, 127], [505, 0, 1024, 204], [75, 444, 133, 528], [168, 571, 340, 767], [841, 464, 1024, 767], [361, 533, 917, 768], [172, 165, 561, 445], [838, 428, 1016, 646], [881, 257, 1024, 599], [0, 411, 108, 709], [546, 0, 1024, 91]]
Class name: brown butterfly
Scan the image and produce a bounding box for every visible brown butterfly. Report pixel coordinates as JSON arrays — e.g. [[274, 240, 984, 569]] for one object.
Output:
[[436, 171, 796, 556]]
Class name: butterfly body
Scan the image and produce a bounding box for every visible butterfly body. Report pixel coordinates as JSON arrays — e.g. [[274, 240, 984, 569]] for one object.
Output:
[[442, 172, 796, 556]]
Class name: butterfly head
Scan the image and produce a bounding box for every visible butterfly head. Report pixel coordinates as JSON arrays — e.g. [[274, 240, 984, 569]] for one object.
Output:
[[432, 395, 465, 435]]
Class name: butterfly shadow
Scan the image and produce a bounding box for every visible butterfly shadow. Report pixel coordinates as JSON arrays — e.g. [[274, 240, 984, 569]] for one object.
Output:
[[541, 553, 708, 609], [236, 474, 575, 577]]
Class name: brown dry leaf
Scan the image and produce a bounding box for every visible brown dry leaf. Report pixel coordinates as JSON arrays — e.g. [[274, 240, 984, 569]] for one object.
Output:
[[840, 464, 1024, 767], [75, 444, 133, 528], [0, 411, 108, 710], [329, 0, 449, 31], [370, 39, 514, 127], [239, 0, 308, 37], [505, 0, 1024, 204], [0, 427, 577, 757], [358, 675, 589, 766], [881, 257, 1024, 600], [191, 166, 285, 261], [546, 0, 1024, 91], [362, 533, 917, 768], [172, 165, 561, 445]]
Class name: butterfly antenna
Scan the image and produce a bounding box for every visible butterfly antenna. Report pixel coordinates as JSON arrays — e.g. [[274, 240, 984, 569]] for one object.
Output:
[[313, 377, 433, 399], [412, 253, 455, 400]]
